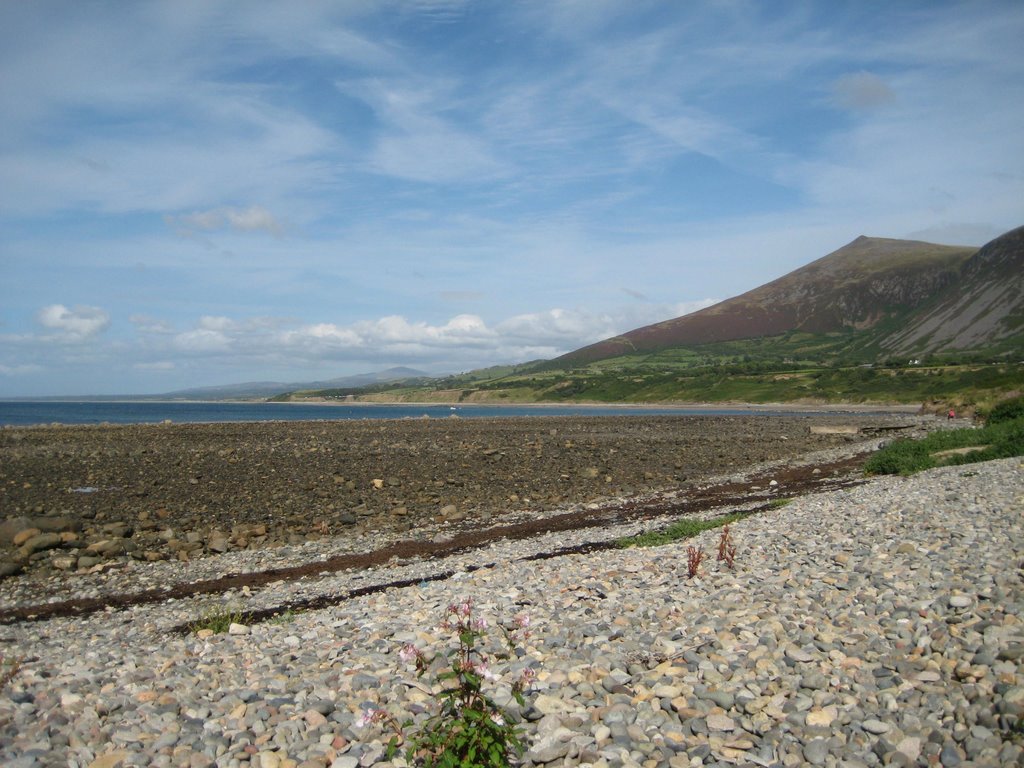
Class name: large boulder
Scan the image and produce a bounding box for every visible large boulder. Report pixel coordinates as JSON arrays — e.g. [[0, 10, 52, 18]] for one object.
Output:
[[18, 532, 64, 558], [0, 515, 82, 547]]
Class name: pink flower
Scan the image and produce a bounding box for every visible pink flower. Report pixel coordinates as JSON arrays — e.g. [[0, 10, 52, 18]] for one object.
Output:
[[513, 613, 531, 629], [475, 662, 499, 681], [471, 617, 488, 631], [354, 708, 388, 728], [398, 644, 421, 664]]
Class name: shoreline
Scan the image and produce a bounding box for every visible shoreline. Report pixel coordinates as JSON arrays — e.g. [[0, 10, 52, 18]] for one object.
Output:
[[0, 399, 924, 431], [1, 413, 936, 581], [1, 455, 1020, 766], [220, 397, 925, 413]]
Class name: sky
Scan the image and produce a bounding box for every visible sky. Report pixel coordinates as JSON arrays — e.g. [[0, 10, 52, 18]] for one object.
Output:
[[2, 1, 1023, 396]]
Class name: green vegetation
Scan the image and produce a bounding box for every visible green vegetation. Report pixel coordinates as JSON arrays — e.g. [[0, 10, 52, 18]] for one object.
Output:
[[273, 335, 1022, 410], [617, 511, 752, 548], [367, 600, 535, 768], [865, 398, 1024, 476], [269, 608, 303, 625], [188, 605, 248, 634], [986, 395, 1024, 425]]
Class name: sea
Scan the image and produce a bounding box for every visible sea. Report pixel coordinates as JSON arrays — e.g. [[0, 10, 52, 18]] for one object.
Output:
[[0, 400, 823, 427]]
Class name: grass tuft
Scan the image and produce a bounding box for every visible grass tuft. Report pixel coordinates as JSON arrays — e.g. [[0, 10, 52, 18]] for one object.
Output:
[[617, 511, 751, 549], [188, 605, 248, 634], [269, 608, 303, 626]]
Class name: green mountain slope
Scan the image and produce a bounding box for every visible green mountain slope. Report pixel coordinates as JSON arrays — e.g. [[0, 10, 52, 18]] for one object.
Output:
[[549, 235, 978, 367]]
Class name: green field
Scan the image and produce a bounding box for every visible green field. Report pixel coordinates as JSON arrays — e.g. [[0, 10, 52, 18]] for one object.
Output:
[[276, 330, 1022, 412]]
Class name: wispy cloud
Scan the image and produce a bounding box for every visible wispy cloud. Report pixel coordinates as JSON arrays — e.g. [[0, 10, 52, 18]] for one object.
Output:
[[166, 206, 284, 236]]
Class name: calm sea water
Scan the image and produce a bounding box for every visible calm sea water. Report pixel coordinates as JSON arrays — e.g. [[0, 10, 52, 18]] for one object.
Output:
[[0, 400, 781, 427]]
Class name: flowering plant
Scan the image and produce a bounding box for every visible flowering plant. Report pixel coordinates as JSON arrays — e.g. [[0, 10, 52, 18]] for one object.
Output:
[[357, 598, 536, 768]]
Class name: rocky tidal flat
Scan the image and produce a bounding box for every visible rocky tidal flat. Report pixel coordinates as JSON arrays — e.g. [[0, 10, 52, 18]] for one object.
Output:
[[1, 414, 1022, 767], [1, 415, 914, 580]]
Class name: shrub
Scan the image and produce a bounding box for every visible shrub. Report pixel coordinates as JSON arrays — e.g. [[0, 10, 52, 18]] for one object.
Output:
[[987, 395, 1024, 425], [866, 411, 1024, 476], [864, 439, 935, 475]]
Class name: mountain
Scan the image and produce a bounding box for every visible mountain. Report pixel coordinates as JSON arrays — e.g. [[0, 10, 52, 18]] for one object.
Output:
[[878, 225, 1024, 355], [162, 367, 429, 400], [552, 227, 1023, 367]]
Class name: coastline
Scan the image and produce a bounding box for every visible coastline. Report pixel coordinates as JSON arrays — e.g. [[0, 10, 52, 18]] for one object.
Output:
[[271, 396, 924, 413]]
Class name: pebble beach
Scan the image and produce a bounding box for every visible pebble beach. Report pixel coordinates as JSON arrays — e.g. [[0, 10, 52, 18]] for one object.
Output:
[[1, 420, 1022, 767]]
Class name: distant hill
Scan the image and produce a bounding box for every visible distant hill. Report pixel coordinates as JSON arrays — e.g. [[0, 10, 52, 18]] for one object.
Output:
[[551, 227, 1023, 367], [162, 367, 429, 400]]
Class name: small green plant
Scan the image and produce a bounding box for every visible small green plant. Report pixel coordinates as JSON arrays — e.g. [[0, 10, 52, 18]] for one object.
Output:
[[768, 497, 793, 509], [617, 510, 751, 548], [356, 599, 536, 768], [269, 608, 303, 626], [0, 653, 21, 691], [188, 605, 247, 634]]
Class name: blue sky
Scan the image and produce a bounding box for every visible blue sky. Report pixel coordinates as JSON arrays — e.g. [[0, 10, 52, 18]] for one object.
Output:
[[2, 1, 1022, 396]]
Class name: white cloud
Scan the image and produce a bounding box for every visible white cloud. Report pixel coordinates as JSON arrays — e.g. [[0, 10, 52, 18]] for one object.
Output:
[[140, 299, 721, 375], [198, 316, 237, 332], [36, 304, 110, 341], [134, 361, 175, 371], [167, 206, 284, 236], [129, 314, 174, 334], [172, 329, 231, 353], [281, 314, 496, 353]]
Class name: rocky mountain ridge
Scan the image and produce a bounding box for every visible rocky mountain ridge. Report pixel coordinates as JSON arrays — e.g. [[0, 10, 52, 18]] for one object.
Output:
[[553, 226, 1023, 366]]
